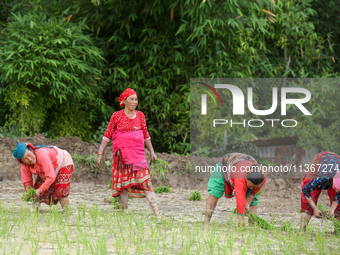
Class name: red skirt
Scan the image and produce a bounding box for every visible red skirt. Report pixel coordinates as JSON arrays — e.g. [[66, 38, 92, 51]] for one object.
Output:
[[301, 173, 340, 216], [34, 165, 73, 205], [112, 152, 153, 198]]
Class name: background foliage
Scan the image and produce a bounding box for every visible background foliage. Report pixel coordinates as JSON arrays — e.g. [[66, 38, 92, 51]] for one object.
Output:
[[0, 0, 339, 155]]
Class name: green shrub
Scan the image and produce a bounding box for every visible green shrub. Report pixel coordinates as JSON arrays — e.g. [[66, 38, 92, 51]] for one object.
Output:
[[150, 159, 170, 180], [0, 124, 23, 139], [0, 12, 106, 137], [72, 153, 111, 174], [91, 121, 111, 144]]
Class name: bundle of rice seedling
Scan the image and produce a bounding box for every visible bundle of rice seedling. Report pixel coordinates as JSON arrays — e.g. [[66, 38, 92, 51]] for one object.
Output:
[[231, 207, 274, 230], [317, 204, 328, 212], [246, 212, 275, 230], [188, 191, 202, 201], [154, 186, 172, 193], [21, 187, 36, 202], [317, 204, 340, 236]]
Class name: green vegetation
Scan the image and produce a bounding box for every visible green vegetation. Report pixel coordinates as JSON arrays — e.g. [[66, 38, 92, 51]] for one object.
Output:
[[154, 186, 172, 194], [0, 201, 339, 254], [72, 153, 111, 174], [150, 159, 170, 180], [246, 212, 275, 230], [188, 191, 202, 201], [258, 158, 277, 167], [231, 207, 284, 231], [0, 0, 339, 155], [318, 204, 340, 236], [0, 11, 106, 138], [21, 187, 36, 202]]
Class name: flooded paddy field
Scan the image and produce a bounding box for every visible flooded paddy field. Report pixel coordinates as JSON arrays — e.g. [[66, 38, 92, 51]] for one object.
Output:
[[0, 181, 339, 255]]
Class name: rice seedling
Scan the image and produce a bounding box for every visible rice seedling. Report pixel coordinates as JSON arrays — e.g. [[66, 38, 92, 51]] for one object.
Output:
[[3, 188, 340, 255], [21, 187, 36, 202], [188, 191, 202, 201], [231, 207, 274, 230], [280, 220, 293, 232], [154, 186, 172, 193], [317, 204, 340, 236]]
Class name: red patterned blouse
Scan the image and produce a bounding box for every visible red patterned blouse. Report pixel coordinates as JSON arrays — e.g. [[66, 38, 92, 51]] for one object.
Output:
[[103, 110, 151, 142]]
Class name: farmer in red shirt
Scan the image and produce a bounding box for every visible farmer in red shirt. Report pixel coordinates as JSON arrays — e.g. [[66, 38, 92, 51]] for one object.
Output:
[[204, 153, 266, 227], [13, 142, 74, 212], [97, 88, 161, 218]]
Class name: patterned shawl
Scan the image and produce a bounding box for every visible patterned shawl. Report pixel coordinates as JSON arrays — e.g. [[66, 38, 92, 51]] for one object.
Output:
[[221, 152, 257, 187]]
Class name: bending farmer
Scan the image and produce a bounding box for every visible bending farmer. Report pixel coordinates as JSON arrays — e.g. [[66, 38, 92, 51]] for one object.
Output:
[[13, 142, 74, 212], [301, 151, 340, 231], [204, 153, 266, 227]]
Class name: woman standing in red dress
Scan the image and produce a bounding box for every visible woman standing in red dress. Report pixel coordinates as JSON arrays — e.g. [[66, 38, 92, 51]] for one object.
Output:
[[96, 88, 161, 218]]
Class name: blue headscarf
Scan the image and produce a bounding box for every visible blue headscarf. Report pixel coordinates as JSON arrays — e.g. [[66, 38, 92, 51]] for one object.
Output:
[[13, 143, 50, 161], [13, 142, 26, 160]]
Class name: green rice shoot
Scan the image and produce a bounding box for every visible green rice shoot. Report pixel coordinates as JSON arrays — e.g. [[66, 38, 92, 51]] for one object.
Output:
[[2, 186, 340, 254], [21, 187, 36, 202], [246, 212, 275, 230], [154, 186, 172, 193], [231, 207, 274, 230], [317, 204, 340, 236], [188, 191, 202, 201]]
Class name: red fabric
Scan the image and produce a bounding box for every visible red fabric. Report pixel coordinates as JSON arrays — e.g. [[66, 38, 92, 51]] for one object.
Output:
[[301, 173, 340, 216], [21, 147, 58, 192], [305, 151, 339, 179], [103, 110, 150, 141], [111, 153, 153, 198], [118, 88, 137, 107], [26, 143, 38, 150], [34, 165, 73, 205], [225, 160, 266, 215]]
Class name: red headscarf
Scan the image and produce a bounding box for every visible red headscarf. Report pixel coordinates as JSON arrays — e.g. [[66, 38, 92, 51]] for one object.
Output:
[[118, 88, 137, 107]]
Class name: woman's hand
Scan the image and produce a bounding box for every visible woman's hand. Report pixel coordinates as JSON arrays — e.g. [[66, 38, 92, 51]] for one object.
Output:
[[97, 140, 109, 167], [245, 204, 250, 213], [145, 140, 157, 165], [35, 189, 41, 198], [328, 201, 339, 218], [328, 208, 335, 218], [97, 154, 104, 166], [313, 207, 322, 218], [150, 152, 157, 164]]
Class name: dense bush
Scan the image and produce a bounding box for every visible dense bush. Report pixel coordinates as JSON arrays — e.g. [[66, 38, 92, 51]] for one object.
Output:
[[0, 0, 339, 154], [0, 11, 106, 138]]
